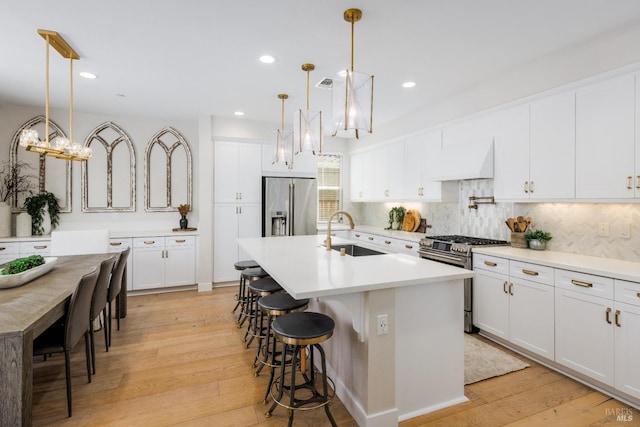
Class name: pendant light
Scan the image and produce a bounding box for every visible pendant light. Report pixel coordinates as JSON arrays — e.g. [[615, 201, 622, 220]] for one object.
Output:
[[19, 29, 91, 161], [273, 93, 293, 168], [332, 8, 374, 139], [293, 63, 322, 155]]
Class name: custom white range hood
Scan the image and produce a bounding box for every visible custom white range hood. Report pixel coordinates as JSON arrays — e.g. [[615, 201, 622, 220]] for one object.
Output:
[[428, 140, 494, 181]]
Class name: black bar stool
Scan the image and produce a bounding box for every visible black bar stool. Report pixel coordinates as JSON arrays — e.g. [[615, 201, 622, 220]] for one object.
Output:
[[237, 267, 269, 327], [255, 293, 309, 404], [232, 260, 260, 317], [266, 311, 337, 427], [245, 277, 283, 347]]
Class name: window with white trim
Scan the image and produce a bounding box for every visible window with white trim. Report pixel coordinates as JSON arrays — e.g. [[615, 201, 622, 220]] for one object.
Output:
[[317, 153, 343, 222]]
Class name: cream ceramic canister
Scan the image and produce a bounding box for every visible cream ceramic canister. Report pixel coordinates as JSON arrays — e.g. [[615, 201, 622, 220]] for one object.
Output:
[[16, 212, 32, 237], [0, 202, 11, 237]]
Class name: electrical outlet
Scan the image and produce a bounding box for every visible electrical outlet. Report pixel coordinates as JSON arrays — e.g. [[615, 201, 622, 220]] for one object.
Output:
[[376, 314, 388, 335], [598, 222, 610, 237], [614, 223, 631, 239]]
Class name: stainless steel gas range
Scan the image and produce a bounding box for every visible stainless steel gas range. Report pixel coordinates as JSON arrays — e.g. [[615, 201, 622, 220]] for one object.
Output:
[[419, 235, 509, 332]]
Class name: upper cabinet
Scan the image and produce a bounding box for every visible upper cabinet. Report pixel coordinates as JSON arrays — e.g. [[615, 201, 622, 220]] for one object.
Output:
[[214, 141, 262, 204], [493, 105, 531, 200], [261, 144, 318, 177], [404, 129, 455, 201], [576, 73, 636, 199]]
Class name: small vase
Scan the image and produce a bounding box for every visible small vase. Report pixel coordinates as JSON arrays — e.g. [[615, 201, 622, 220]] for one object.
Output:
[[16, 212, 32, 237], [528, 239, 547, 250], [179, 215, 188, 229], [40, 202, 52, 235], [0, 202, 10, 237]]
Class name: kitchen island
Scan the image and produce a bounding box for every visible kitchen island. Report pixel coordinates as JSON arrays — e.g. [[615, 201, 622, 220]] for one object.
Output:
[[238, 235, 475, 427]]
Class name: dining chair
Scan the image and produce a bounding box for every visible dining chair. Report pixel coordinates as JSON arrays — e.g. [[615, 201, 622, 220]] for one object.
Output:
[[89, 255, 117, 374], [50, 229, 110, 256], [33, 267, 100, 417], [107, 247, 130, 347]]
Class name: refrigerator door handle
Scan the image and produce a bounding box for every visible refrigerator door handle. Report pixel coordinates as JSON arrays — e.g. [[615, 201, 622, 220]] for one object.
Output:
[[288, 181, 295, 235]]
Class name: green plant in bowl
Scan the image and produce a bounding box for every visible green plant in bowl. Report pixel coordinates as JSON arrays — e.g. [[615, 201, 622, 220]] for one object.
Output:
[[524, 229, 552, 250]]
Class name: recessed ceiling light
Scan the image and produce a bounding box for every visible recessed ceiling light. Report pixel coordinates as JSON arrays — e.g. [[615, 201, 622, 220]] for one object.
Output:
[[259, 55, 275, 64], [234, 111, 245, 116], [402, 81, 416, 88], [80, 71, 97, 79]]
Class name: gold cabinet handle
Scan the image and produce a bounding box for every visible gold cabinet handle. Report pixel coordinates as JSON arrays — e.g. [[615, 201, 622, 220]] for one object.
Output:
[[615, 310, 621, 327], [503, 281, 508, 294], [637, 292, 640, 299], [627, 176, 633, 190], [175, 239, 186, 243], [522, 269, 539, 276], [34, 245, 47, 249], [637, 176, 640, 189], [405, 244, 413, 249], [529, 181, 534, 193], [484, 260, 497, 267], [144, 240, 155, 245], [0, 247, 5, 251], [354, 234, 360, 238], [110, 242, 122, 246], [606, 307, 612, 324], [571, 279, 593, 288], [368, 237, 374, 241], [509, 282, 514, 296], [384, 240, 391, 245], [524, 181, 529, 193]]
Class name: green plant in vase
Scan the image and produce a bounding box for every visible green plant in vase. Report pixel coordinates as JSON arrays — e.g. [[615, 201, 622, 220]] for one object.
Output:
[[523, 229, 552, 250], [385, 206, 406, 230], [24, 191, 60, 235]]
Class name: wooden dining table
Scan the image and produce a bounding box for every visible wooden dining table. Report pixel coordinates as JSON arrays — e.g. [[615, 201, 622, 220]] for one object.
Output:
[[0, 253, 114, 427]]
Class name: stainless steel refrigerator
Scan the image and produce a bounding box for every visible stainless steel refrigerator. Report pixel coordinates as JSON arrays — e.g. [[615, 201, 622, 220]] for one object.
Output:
[[262, 177, 317, 237]]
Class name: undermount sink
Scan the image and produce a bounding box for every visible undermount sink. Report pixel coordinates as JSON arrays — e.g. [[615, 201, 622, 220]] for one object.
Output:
[[329, 244, 385, 257]]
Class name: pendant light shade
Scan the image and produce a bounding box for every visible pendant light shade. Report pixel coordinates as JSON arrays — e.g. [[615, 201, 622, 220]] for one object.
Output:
[[19, 29, 92, 161], [293, 63, 322, 155], [273, 93, 294, 168], [332, 8, 374, 139]]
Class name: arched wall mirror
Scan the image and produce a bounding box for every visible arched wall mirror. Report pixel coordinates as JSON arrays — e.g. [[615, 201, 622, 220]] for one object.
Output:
[[144, 127, 192, 212], [81, 122, 136, 212], [9, 115, 72, 213]]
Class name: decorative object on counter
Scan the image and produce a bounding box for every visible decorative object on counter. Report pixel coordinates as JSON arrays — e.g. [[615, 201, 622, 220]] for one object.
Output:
[[177, 203, 190, 229], [510, 232, 527, 248], [0, 202, 10, 238], [416, 218, 432, 233], [24, 191, 60, 235], [467, 195, 495, 209], [505, 216, 532, 233], [402, 209, 421, 232], [385, 206, 406, 230], [332, 8, 374, 139], [0, 256, 57, 289], [16, 212, 32, 237], [524, 229, 553, 250], [1, 255, 45, 275]]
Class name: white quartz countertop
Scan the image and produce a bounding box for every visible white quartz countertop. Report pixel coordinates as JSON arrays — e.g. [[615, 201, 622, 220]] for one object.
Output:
[[237, 235, 474, 299], [0, 229, 198, 243], [473, 246, 640, 283]]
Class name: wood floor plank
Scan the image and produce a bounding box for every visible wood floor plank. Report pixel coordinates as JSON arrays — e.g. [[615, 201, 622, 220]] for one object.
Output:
[[31, 287, 636, 427]]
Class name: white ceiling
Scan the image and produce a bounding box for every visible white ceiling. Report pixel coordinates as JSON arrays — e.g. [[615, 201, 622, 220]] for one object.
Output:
[[3, 0, 640, 128]]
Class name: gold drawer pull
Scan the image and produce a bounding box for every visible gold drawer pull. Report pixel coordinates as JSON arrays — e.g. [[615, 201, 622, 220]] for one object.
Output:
[[627, 176, 633, 190], [384, 240, 391, 245], [34, 245, 47, 249], [503, 281, 508, 294], [484, 260, 497, 267], [405, 244, 413, 249], [571, 279, 593, 288], [606, 307, 612, 324], [110, 242, 122, 246], [522, 269, 539, 276], [637, 292, 640, 299], [175, 239, 186, 243], [368, 237, 374, 241], [144, 240, 155, 245]]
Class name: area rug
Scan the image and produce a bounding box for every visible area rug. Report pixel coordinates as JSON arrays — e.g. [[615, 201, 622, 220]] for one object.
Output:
[[464, 334, 530, 384]]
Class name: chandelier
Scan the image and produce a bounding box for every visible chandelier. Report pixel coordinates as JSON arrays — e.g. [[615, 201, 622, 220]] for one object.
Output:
[[19, 29, 92, 161]]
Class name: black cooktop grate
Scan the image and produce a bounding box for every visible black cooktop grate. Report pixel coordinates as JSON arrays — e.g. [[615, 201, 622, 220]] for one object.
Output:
[[425, 235, 509, 246]]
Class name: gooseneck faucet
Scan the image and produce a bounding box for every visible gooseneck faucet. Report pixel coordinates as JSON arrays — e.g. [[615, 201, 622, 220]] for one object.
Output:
[[326, 210, 355, 251]]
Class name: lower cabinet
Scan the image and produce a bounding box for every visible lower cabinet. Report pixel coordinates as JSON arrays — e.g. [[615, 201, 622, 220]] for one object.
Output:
[[132, 236, 196, 290], [614, 279, 640, 400], [473, 254, 555, 359], [0, 241, 19, 263], [109, 238, 133, 291], [350, 230, 420, 257]]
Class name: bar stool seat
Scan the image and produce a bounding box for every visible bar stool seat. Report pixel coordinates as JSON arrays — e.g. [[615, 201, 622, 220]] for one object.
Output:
[[244, 277, 282, 347], [234, 260, 259, 270], [237, 267, 269, 327], [232, 260, 260, 317], [266, 312, 337, 427], [255, 294, 309, 403]]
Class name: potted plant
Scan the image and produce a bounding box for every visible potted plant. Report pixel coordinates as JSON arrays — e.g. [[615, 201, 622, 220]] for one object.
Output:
[[524, 229, 552, 250], [385, 206, 406, 230], [24, 191, 60, 235]]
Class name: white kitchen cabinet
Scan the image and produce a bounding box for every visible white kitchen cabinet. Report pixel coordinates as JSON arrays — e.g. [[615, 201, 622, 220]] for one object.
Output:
[[473, 254, 554, 359], [132, 236, 196, 290], [214, 141, 262, 204], [614, 279, 640, 399], [404, 130, 451, 201], [350, 150, 373, 201], [349, 230, 420, 257], [576, 73, 636, 199], [19, 240, 51, 256], [261, 144, 318, 177], [213, 204, 261, 283], [0, 241, 19, 263], [371, 142, 404, 200], [109, 238, 133, 291], [493, 105, 531, 200], [555, 269, 615, 385]]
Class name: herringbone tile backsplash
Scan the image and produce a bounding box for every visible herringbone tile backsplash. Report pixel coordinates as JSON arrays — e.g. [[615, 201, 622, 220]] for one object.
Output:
[[349, 179, 640, 262]]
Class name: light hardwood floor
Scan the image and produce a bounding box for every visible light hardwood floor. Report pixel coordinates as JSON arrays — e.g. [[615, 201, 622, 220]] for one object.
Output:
[[32, 287, 637, 426]]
